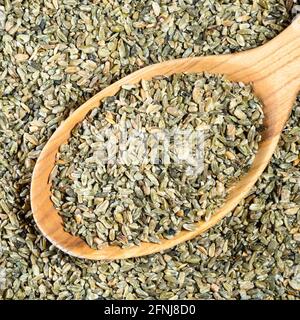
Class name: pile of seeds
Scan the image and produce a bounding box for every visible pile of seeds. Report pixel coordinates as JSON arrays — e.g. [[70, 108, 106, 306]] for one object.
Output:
[[0, 0, 299, 300], [51, 73, 264, 248]]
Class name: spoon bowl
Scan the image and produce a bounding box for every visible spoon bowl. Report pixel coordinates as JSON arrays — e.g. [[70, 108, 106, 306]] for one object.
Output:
[[31, 17, 300, 260]]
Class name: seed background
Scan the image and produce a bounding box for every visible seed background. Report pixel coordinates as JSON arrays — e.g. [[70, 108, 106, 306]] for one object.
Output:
[[0, 0, 299, 299]]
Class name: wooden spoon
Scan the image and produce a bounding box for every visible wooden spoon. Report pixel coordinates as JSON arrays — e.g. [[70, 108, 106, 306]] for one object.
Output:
[[31, 17, 300, 260]]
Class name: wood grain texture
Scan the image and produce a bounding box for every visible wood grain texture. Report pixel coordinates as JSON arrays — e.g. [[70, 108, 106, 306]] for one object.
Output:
[[31, 17, 300, 260]]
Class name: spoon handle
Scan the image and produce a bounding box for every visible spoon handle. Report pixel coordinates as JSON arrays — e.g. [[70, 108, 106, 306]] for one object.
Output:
[[248, 15, 300, 136], [256, 15, 300, 87]]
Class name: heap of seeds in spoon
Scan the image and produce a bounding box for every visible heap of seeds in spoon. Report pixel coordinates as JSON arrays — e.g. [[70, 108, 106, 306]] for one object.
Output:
[[50, 72, 264, 249]]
